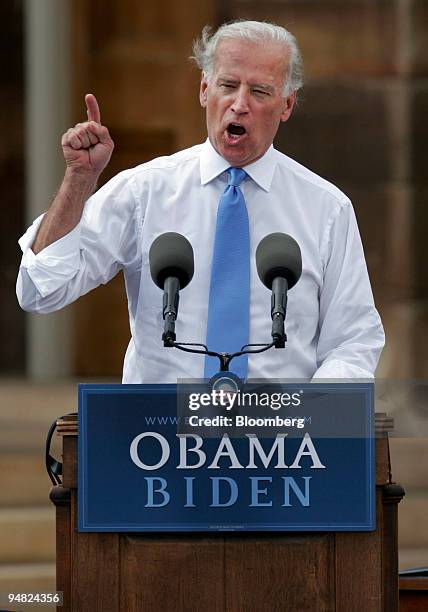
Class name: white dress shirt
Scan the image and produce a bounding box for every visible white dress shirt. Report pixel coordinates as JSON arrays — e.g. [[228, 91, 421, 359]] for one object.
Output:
[[17, 140, 384, 382]]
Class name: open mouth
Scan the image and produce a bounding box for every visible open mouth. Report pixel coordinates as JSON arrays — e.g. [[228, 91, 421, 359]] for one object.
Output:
[[226, 123, 247, 138]]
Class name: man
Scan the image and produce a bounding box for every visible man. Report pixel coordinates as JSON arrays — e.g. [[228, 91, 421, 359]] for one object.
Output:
[[17, 20, 384, 382]]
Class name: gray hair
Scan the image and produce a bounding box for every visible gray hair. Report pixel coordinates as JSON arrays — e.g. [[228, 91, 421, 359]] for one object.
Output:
[[191, 20, 304, 97]]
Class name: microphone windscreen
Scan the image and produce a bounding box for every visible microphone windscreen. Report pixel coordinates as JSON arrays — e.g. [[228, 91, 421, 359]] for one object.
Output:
[[256, 233, 302, 290], [149, 232, 194, 289]]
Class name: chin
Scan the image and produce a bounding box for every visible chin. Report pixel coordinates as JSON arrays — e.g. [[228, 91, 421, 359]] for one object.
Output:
[[221, 147, 248, 167]]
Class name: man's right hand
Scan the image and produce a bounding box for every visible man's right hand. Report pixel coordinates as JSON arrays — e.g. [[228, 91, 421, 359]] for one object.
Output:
[[31, 94, 114, 254], [61, 93, 114, 176]]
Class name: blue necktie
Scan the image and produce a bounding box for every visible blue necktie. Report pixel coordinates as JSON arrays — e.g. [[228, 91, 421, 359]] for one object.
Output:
[[204, 167, 250, 380]]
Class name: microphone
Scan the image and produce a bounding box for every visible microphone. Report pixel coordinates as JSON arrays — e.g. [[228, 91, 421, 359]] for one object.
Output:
[[149, 232, 194, 346], [256, 233, 302, 348]]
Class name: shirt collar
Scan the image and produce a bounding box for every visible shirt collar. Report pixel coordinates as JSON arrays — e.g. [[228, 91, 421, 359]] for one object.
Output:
[[200, 139, 277, 192]]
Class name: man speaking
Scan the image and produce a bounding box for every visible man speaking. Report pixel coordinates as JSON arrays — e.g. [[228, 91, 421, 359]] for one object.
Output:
[[16, 20, 384, 382]]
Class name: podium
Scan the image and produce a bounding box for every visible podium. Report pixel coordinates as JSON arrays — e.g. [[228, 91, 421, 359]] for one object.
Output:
[[50, 412, 404, 611]]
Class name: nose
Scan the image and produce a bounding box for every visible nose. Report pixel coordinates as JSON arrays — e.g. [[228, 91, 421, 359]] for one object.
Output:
[[231, 87, 250, 114]]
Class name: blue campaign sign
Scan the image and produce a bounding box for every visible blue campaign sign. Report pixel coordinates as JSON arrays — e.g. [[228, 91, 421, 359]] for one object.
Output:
[[78, 383, 375, 532]]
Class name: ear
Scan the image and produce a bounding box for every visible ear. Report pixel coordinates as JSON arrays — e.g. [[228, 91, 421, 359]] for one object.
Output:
[[280, 91, 297, 123], [199, 74, 208, 108]]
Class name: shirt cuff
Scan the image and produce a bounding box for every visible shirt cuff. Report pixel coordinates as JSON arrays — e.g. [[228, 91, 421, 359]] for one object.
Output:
[[18, 216, 82, 298], [312, 358, 374, 380]]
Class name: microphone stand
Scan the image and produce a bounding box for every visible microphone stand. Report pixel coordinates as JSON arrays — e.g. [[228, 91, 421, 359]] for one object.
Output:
[[160, 275, 287, 372], [160, 286, 279, 366], [165, 339, 277, 373]]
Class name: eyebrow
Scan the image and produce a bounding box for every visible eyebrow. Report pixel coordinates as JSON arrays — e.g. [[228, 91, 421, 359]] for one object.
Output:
[[216, 76, 275, 94], [216, 76, 239, 85], [251, 83, 275, 94]]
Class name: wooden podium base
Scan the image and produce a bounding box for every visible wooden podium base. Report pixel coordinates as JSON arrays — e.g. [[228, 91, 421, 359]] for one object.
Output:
[[50, 414, 405, 611]]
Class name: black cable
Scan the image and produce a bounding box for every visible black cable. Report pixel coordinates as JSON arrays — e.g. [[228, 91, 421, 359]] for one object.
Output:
[[45, 412, 77, 486]]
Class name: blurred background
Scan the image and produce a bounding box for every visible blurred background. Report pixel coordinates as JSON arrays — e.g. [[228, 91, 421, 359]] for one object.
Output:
[[1, 0, 427, 602]]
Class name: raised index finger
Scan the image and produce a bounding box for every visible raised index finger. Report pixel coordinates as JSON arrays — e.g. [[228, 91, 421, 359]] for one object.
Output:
[[85, 93, 101, 124]]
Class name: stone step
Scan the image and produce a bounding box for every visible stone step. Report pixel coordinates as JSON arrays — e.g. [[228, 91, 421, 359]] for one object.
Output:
[[399, 548, 428, 572], [398, 493, 428, 548], [0, 453, 54, 506], [0, 381, 72, 510], [0, 381, 75, 456], [0, 380, 76, 427], [0, 562, 56, 610], [0, 507, 55, 564], [390, 438, 428, 490]]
